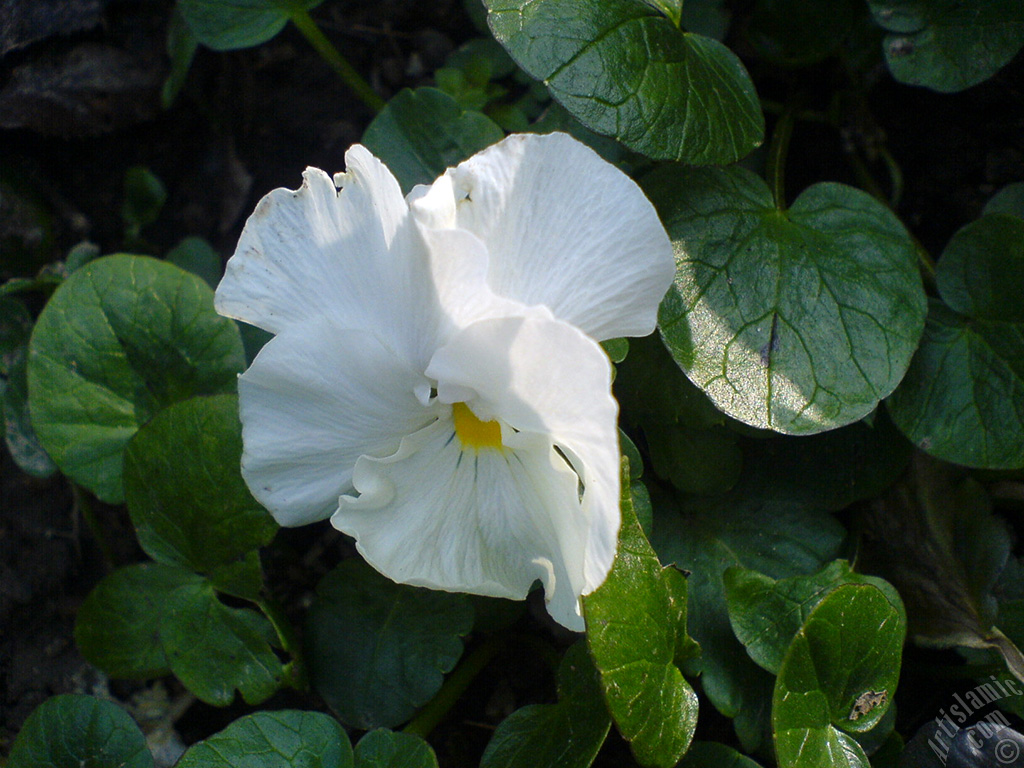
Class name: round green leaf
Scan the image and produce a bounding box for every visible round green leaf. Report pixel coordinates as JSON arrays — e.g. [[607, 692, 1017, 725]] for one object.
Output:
[[123, 394, 277, 593], [583, 460, 699, 768], [362, 87, 504, 194], [648, 165, 926, 435], [773, 584, 905, 768], [75, 563, 192, 678], [6, 694, 153, 768], [888, 215, 1024, 469], [355, 730, 438, 768], [480, 642, 611, 768], [868, 0, 1024, 93], [178, 0, 324, 51], [177, 711, 353, 768], [27, 254, 245, 503], [484, 0, 763, 164], [984, 183, 1024, 220], [161, 577, 284, 706], [306, 559, 473, 729]]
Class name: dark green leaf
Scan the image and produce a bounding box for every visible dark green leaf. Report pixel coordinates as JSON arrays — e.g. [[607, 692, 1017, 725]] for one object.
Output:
[[355, 730, 439, 768], [725, 560, 904, 676], [75, 563, 187, 678], [583, 460, 699, 767], [121, 167, 166, 230], [651, 487, 845, 751], [6, 694, 153, 768], [484, 0, 763, 164], [178, 0, 324, 51], [123, 394, 276, 598], [648, 165, 927, 434], [677, 742, 765, 767], [0, 296, 31, 364], [177, 710, 353, 768], [480, 641, 611, 768], [27, 254, 245, 502], [867, 0, 1024, 93], [161, 575, 283, 706], [306, 559, 473, 729], [362, 87, 504, 194], [162, 9, 198, 108], [985, 183, 1024, 220], [888, 215, 1024, 469], [166, 236, 221, 288], [772, 584, 905, 768]]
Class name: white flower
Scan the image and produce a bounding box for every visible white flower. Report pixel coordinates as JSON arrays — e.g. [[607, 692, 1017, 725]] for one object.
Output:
[[215, 132, 674, 629]]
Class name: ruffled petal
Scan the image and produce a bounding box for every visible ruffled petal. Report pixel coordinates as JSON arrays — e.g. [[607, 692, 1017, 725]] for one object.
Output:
[[414, 132, 675, 341], [238, 317, 436, 526], [215, 146, 442, 365], [425, 314, 621, 594], [333, 418, 591, 629]]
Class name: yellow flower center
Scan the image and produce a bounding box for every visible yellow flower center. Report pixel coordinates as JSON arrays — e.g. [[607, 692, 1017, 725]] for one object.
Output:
[[452, 402, 503, 450]]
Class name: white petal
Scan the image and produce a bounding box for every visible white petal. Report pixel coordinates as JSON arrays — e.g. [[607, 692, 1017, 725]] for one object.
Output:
[[333, 419, 591, 630], [238, 318, 436, 526], [417, 132, 675, 341], [425, 314, 621, 594], [215, 145, 441, 365]]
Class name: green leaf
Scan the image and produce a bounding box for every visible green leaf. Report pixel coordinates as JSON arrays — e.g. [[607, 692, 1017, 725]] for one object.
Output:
[[725, 560, 904, 676], [177, 710, 353, 768], [306, 559, 473, 729], [772, 584, 905, 768], [748, 0, 861, 66], [75, 563, 185, 678], [27, 254, 245, 503], [867, 0, 1024, 93], [123, 395, 277, 598], [985, 183, 1024, 220], [677, 742, 765, 768], [162, 8, 199, 108], [354, 730, 439, 768], [484, 0, 763, 164], [178, 0, 324, 51], [651, 488, 845, 751], [648, 165, 927, 435], [6, 694, 153, 768], [362, 87, 504, 194], [480, 641, 611, 768], [121, 166, 167, 231], [161, 575, 283, 706], [166, 236, 222, 288], [583, 459, 699, 767], [887, 215, 1024, 469]]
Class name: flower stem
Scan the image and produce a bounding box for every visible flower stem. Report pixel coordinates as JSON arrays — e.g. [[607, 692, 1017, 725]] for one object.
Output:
[[257, 594, 309, 691], [73, 483, 115, 571], [766, 101, 797, 211], [288, 7, 385, 113], [403, 635, 504, 739]]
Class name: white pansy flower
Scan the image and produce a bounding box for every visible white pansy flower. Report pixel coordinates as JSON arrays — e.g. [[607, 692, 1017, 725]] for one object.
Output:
[[215, 132, 673, 629]]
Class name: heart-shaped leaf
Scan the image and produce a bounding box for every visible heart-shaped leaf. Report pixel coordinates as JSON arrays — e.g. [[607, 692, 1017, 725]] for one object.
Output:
[[647, 165, 926, 434], [355, 730, 438, 768], [583, 459, 699, 767], [480, 641, 611, 768], [27, 254, 245, 503], [178, 0, 325, 51], [306, 559, 473, 729], [483, 0, 763, 164]]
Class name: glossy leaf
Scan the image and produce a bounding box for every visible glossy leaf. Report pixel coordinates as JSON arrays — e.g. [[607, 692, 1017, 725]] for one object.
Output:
[[484, 0, 763, 164], [362, 87, 504, 194], [772, 584, 905, 768], [888, 215, 1024, 469], [178, 0, 324, 51], [583, 460, 699, 767], [677, 742, 765, 768], [306, 559, 473, 729], [725, 560, 904, 676], [123, 394, 277, 598], [651, 488, 845, 751], [355, 730, 439, 768], [27, 254, 245, 502], [648, 165, 926, 435], [177, 710, 353, 768], [480, 641, 611, 768], [867, 0, 1024, 93], [6, 694, 153, 768]]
